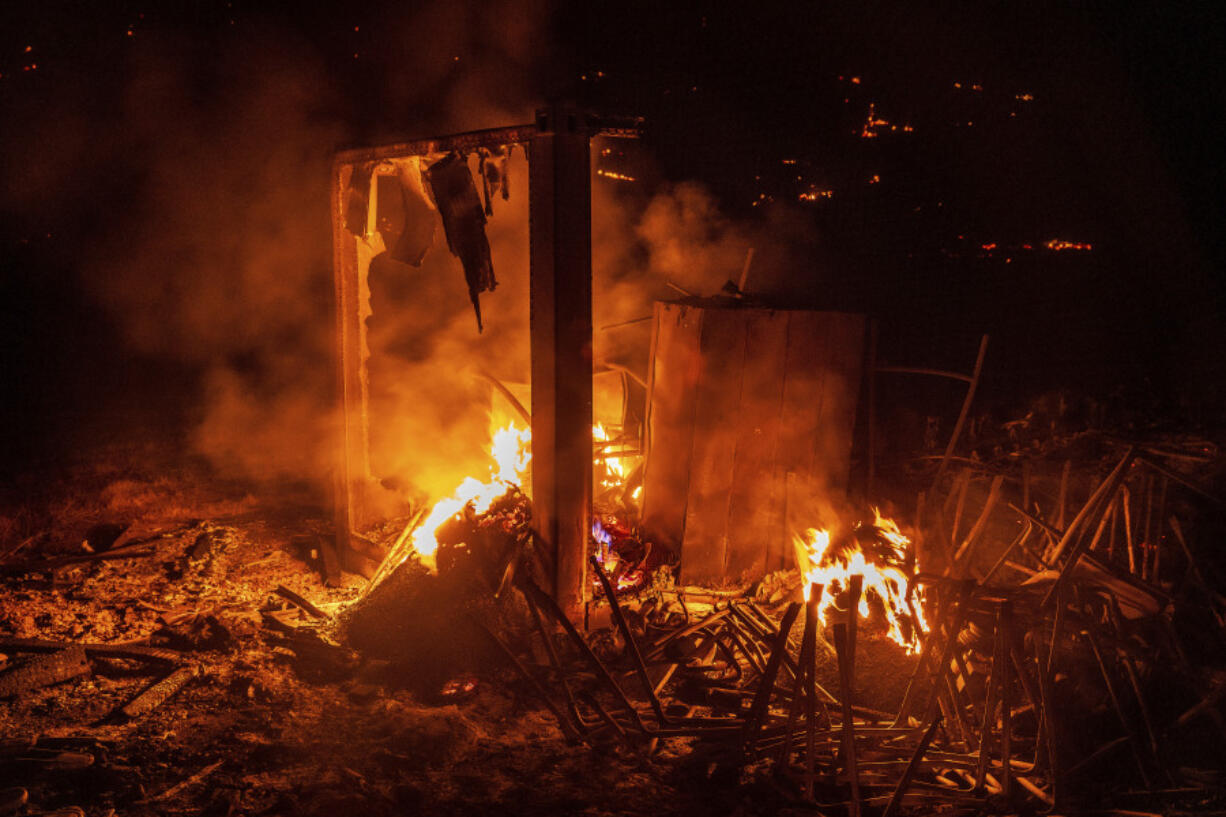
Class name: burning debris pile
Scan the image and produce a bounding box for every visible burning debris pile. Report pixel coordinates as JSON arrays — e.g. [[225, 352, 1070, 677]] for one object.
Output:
[[0, 405, 1224, 816], [336, 399, 1226, 814]]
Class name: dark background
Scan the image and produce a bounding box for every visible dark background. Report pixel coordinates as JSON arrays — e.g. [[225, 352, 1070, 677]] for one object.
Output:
[[1, 0, 1223, 481]]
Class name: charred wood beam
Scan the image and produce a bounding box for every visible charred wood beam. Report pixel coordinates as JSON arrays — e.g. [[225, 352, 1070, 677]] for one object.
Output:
[[522, 590, 586, 732], [0, 637, 181, 665], [805, 594, 821, 802], [834, 622, 862, 817], [1032, 636, 1061, 804], [846, 574, 863, 685], [518, 577, 646, 731], [117, 665, 197, 720], [0, 645, 89, 698], [273, 585, 328, 620], [1, 547, 155, 575], [895, 581, 972, 728], [742, 602, 801, 754], [589, 555, 668, 725], [645, 607, 732, 659], [778, 585, 822, 769], [881, 713, 943, 817], [1047, 448, 1136, 564]]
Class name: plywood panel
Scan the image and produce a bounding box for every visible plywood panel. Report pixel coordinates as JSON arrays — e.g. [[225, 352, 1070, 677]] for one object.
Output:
[[642, 303, 866, 584], [724, 310, 790, 581], [640, 303, 704, 550], [680, 309, 748, 584], [776, 312, 868, 571]]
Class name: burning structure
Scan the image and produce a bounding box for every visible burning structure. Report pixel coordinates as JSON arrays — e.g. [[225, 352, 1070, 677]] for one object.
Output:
[[311, 110, 1226, 814], [1, 3, 1224, 813]]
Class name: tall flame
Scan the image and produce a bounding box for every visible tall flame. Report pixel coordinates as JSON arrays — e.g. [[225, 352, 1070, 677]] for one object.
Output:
[[592, 422, 628, 490], [405, 421, 638, 568], [409, 422, 531, 564], [793, 510, 927, 651]]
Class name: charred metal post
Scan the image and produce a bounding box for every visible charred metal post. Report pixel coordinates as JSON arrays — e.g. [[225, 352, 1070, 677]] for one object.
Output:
[[529, 104, 593, 615]]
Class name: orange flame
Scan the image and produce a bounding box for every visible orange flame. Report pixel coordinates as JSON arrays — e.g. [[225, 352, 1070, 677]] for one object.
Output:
[[593, 422, 628, 490], [409, 422, 531, 566], [407, 421, 641, 569], [793, 510, 926, 651]]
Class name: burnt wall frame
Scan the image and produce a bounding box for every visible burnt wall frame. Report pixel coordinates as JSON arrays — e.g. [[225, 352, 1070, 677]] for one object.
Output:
[[329, 107, 639, 616]]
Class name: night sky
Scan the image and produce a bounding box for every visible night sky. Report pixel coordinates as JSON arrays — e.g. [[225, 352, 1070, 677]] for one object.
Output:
[[1, 1, 1223, 479]]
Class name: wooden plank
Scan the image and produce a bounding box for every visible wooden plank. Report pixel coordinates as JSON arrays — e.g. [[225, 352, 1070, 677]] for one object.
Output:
[[645, 306, 864, 582], [724, 309, 790, 581], [640, 303, 704, 550], [680, 308, 748, 584]]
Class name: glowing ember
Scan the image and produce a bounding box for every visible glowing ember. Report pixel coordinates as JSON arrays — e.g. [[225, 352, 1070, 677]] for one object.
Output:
[[859, 103, 890, 138], [799, 188, 834, 202], [1045, 239, 1092, 252], [793, 510, 926, 651], [408, 422, 531, 565], [596, 169, 636, 182]]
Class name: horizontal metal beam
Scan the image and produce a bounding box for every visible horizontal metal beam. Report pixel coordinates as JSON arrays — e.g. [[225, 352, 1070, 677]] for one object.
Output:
[[334, 123, 539, 166], [333, 116, 644, 167]]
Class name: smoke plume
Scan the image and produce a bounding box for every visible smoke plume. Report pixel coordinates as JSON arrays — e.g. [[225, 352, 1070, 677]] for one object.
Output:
[[1, 5, 823, 515]]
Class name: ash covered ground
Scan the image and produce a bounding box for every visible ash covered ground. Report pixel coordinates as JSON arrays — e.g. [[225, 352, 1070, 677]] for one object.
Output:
[[0, 442, 863, 817]]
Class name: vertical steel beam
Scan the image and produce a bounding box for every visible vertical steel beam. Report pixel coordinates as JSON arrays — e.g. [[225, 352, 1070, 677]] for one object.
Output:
[[529, 105, 593, 615]]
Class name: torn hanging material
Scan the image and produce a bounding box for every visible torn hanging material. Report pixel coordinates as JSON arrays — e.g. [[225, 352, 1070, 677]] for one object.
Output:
[[477, 146, 511, 217], [423, 152, 497, 332], [387, 158, 437, 267]]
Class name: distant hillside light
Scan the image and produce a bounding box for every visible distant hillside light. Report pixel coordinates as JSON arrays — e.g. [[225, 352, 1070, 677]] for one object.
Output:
[[1046, 239, 1093, 251]]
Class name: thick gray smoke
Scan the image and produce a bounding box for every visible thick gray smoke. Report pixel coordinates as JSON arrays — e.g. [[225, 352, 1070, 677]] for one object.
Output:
[[0, 6, 819, 511]]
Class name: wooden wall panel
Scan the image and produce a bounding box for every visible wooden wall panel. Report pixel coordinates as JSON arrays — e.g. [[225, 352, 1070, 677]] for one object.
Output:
[[724, 311, 790, 581], [644, 303, 867, 584], [680, 309, 749, 584], [640, 303, 704, 551]]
